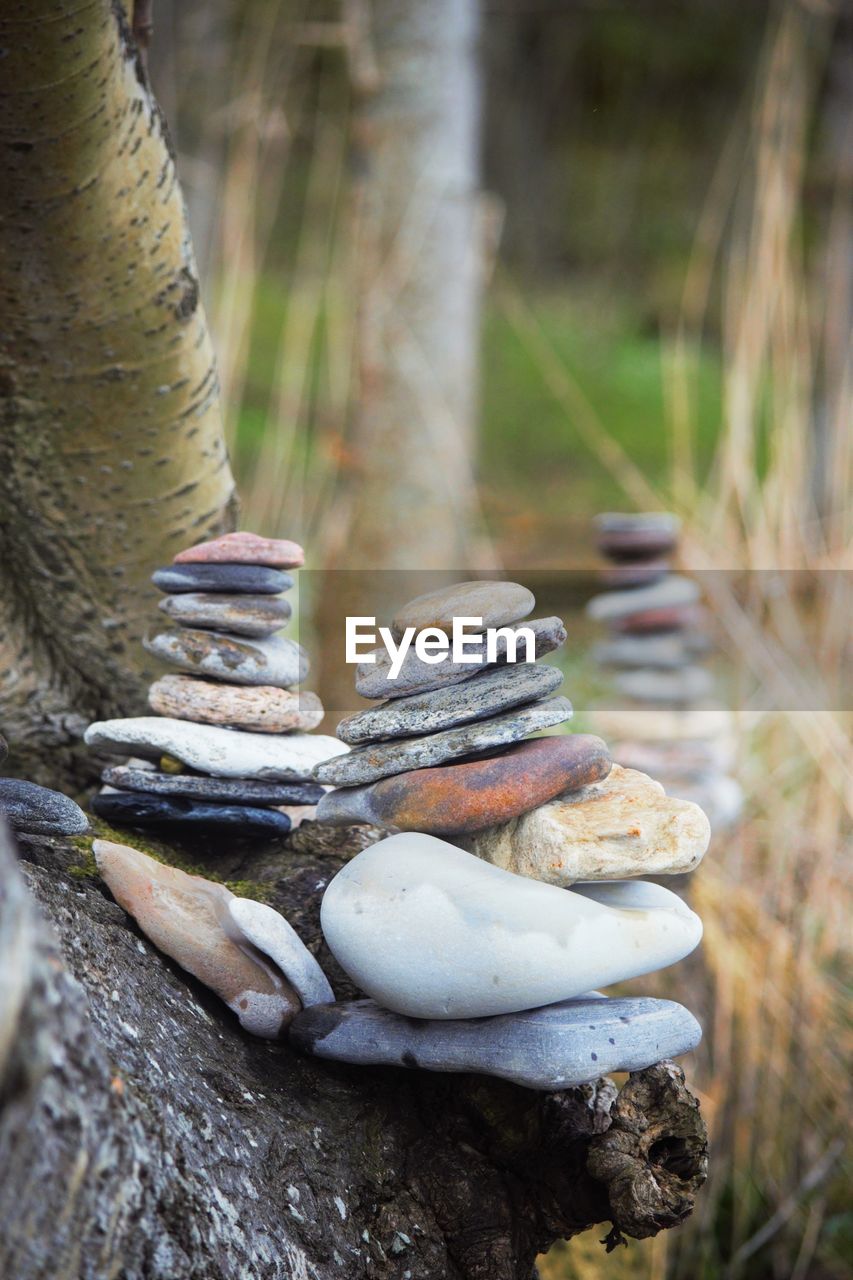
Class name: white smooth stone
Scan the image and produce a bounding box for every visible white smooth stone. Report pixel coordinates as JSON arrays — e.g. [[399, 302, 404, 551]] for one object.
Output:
[[84, 717, 347, 781], [613, 665, 715, 704], [320, 833, 703, 1019], [227, 899, 334, 1007]]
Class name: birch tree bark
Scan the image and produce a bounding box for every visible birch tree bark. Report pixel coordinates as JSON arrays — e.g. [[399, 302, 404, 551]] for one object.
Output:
[[342, 0, 483, 571], [0, 0, 237, 784]]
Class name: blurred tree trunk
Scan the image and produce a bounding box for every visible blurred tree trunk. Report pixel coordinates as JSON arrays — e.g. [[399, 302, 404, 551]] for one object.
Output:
[[0, 0, 237, 786], [344, 0, 483, 570], [316, 0, 486, 712]]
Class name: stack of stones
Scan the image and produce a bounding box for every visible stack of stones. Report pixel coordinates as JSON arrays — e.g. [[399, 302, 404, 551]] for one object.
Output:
[[85, 531, 346, 838], [587, 512, 743, 830], [292, 579, 713, 1088]]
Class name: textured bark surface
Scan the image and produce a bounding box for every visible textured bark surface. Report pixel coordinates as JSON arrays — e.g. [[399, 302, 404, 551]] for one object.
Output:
[[0, 0, 237, 784], [0, 816, 708, 1280]]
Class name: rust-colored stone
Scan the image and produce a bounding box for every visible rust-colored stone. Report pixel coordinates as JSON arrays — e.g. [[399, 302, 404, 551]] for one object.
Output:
[[612, 604, 707, 634], [316, 734, 612, 835], [174, 530, 304, 568]]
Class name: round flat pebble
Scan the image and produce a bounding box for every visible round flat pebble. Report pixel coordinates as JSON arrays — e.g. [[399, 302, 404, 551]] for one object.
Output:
[[355, 616, 567, 701], [611, 603, 708, 634], [594, 512, 681, 561], [290, 994, 702, 1090], [101, 765, 324, 806], [148, 674, 323, 733], [144, 629, 309, 688], [390, 579, 535, 641], [599, 560, 670, 588], [93, 791, 293, 836], [316, 695, 574, 786], [0, 778, 89, 836], [174, 531, 304, 568], [152, 564, 293, 595], [315, 733, 612, 835], [337, 661, 564, 745], [613, 665, 715, 705], [158, 592, 292, 638], [587, 575, 700, 623]]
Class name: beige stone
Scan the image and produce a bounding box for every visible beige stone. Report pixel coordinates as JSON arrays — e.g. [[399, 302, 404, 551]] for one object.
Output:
[[148, 674, 323, 733], [93, 840, 300, 1036], [457, 764, 710, 884]]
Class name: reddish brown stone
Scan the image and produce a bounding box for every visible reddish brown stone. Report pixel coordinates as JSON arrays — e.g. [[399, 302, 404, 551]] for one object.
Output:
[[174, 530, 304, 568], [599, 559, 670, 588], [316, 734, 613, 835], [611, 604, 708, 634]]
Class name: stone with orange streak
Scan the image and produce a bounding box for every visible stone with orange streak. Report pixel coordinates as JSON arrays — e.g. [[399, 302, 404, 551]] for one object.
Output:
[[315, 734, 612, 835], [93, 839, 301, 1037]]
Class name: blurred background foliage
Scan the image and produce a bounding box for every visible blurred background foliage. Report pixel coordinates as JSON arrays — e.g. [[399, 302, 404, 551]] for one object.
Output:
[[149, 2, 851, 1277]]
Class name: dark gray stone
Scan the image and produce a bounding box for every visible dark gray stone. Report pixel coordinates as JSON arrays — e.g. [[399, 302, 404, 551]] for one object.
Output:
[[158, 592, 291, 638], [151, 564, 293, 594], [101, 766, 324, 806], [337, 661, 564, 745], [92, 791, 292, 837], [317, 696, 574, 786], [290, 995, 702, 1091], [355, 617, 567, 701], [0, 778, 89, 835]]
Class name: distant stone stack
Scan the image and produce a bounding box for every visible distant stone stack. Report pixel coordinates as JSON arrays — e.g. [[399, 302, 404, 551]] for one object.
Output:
[[587, 513, 743, 831], [292, 579, 713, 1089], [85, 531, 347, 838]]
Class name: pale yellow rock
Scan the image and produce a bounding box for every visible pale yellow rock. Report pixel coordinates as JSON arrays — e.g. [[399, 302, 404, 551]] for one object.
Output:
[[148, 674, 324, 734], [457, 764, 711, 884]]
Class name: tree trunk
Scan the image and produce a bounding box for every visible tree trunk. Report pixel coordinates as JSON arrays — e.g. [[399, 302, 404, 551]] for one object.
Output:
[[1, 817, 709, 1280], [0, 0, 237, 785]]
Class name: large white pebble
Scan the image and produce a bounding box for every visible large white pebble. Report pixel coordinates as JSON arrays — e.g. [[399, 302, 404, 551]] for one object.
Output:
[[320, 833, 702, 1019]]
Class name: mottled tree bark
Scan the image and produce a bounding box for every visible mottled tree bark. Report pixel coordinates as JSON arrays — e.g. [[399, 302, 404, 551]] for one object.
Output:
[[0, 0, 237, 784], [1, 818, 708, 1280]]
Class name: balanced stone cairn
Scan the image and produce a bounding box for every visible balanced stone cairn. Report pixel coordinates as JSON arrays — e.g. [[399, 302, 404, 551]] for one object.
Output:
[[586, 513, 743, 830], [281, 579, 714, 1087], [84, 531, 347, 838]]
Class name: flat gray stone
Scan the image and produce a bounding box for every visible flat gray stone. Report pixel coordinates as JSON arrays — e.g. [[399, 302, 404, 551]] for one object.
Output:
[[102, 765, 324, 806], [614, 665, 715, 704], [587, 575, 700, 623], [355, 616, 567, 701], [158, 592, 291, 638], [390, 579, 534, 641], [337, 661, 563, 745], [85, 717, 347, 781], [317, 695, 574, 786], [593, 634, 690, 669], [144, 629, 308, 688], [227, 898, 335, 1007], [0, 778, 89, 836], [289, 995, 702, 1090], [152, 563, 292, 594]]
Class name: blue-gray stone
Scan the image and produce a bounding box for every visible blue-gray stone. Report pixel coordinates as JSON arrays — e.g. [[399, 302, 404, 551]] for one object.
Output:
[[101, 766, 323, 806], [289, 995, 702, 1090], [0, 778, 89, 836], [151, 564, 293, 595], [92, 791, 292, 837]]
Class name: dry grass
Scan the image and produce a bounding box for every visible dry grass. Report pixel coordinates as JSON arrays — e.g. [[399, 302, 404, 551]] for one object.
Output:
[[172, 1, 851, 1275]]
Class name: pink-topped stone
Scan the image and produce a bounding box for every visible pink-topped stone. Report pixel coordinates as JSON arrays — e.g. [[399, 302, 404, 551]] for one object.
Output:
[[174, 531, 304, 569]]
